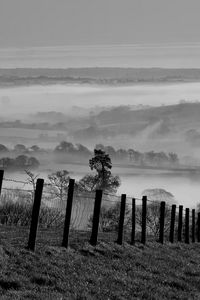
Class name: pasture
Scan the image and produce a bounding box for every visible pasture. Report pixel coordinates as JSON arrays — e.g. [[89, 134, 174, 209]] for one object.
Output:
[[0, 231, 200, 299]]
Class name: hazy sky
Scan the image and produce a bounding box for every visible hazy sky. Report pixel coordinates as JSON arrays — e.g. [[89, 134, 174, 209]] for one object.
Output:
[[0, 0, 200, 47]]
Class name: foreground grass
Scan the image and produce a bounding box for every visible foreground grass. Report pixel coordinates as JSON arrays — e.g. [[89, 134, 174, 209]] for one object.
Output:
[[0, 230, 200, 299]]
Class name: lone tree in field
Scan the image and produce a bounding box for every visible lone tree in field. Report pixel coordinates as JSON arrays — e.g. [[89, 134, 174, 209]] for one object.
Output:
[[78, 149, 120, 193]]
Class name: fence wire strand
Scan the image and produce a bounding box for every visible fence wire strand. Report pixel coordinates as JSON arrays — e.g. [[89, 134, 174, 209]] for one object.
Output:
[[0, 175, 199, 247]]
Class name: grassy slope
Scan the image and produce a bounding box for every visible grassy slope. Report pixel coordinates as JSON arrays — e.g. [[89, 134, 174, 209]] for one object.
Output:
[[0, 233, 200, 300]]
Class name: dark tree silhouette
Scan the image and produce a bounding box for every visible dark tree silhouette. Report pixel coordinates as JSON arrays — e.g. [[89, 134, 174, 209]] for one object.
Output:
[[89, 149, 112, 190], [79, 149, 120, 193]]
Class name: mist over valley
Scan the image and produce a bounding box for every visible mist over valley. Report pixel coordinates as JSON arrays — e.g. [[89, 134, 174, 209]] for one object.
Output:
[[0, 74, 200, 208]]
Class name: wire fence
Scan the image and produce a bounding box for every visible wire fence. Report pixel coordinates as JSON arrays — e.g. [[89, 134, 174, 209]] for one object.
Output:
[[0, 172, 199, 249]]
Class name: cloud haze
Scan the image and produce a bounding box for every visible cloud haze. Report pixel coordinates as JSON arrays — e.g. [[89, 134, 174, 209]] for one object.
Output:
[[0, 0, 200, 47]]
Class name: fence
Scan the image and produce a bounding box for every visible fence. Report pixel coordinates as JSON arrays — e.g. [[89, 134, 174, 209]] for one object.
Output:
[[0, 169, 200, 251]]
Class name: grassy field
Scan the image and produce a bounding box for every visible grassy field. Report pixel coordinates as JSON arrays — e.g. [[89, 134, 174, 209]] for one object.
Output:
[[0, 227, 200, 299]]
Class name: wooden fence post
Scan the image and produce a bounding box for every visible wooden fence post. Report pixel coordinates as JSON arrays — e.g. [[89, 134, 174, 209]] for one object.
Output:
[[27, 178, 44, 251], [197, 212, 200, 242], [169, 205, 176, 243], [159, 201, 165, 244], [90, 190, 103, 246], [62, 179, 75, 248], [116, 194, 126, 245], [131, 198, 136, 245], [141, 196, 147, 245], [185, 208, 190, 244], [192, 209, 195, 243], [178, 205, 183, 242], [0, 170, 4, 195]]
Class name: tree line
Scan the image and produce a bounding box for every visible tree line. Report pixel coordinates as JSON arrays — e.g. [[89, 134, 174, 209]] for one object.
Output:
[[0, 155, 40, 170], [55, 141, 179, 167], [0, 141, 179, 169]]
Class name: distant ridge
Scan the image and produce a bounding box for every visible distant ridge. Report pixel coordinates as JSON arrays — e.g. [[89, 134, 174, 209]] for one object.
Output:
[[1, 68, 200, 86]]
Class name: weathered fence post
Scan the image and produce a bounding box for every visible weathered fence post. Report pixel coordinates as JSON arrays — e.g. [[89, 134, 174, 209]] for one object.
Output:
[[178, 205, 183, 242], [192, 209, 195, 243], [131, 198, 136, 245], [0, 170, 4, 195], [27, 178, 44, 251], [62, 179, 75, 248], [117, 194, 126, 245], [159, 201, 165, 244], [197, 212, 200, 242], [185, 208, 190, 244], [141, 196, 147, 245], [169, 205, 176, 243], [90, 190, 103, 246]]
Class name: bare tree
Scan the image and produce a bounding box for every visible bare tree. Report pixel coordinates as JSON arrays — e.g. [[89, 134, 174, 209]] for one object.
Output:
[[136, 189, 177, 237], [47, 170, 70, 201], [24, 169, 40, 201]]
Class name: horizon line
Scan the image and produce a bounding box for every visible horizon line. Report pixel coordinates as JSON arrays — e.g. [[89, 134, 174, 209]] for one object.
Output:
[[2, 42, 200, 51]]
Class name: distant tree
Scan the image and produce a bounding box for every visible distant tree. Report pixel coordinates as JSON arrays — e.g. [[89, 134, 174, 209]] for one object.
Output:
[[27, 157, 40, 168], [116, 148, 128, 160], [128, 149, 134, 161], [54, 141, 75, 153], [104, 146, 116, 159], [168, 152, 179, 165], [0, 144, 8, 153], [133, 150, 144, 165], [155, 152, 169, 165], [144, 151, 170, 166], [0, 155, 39, 169], [0, 157, 14, 168], [144, 151, 156, 165], [30, 145, 40, 152], [14, 155, 28, 167], [14, 144, 26, 152]]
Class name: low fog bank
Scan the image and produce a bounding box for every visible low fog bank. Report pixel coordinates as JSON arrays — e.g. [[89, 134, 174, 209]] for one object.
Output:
[[2, 80, 200, 118]]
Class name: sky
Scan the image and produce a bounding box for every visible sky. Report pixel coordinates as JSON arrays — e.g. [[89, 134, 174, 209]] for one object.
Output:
[[0, 0, 200, 68], [0, 0, 200, 48]]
